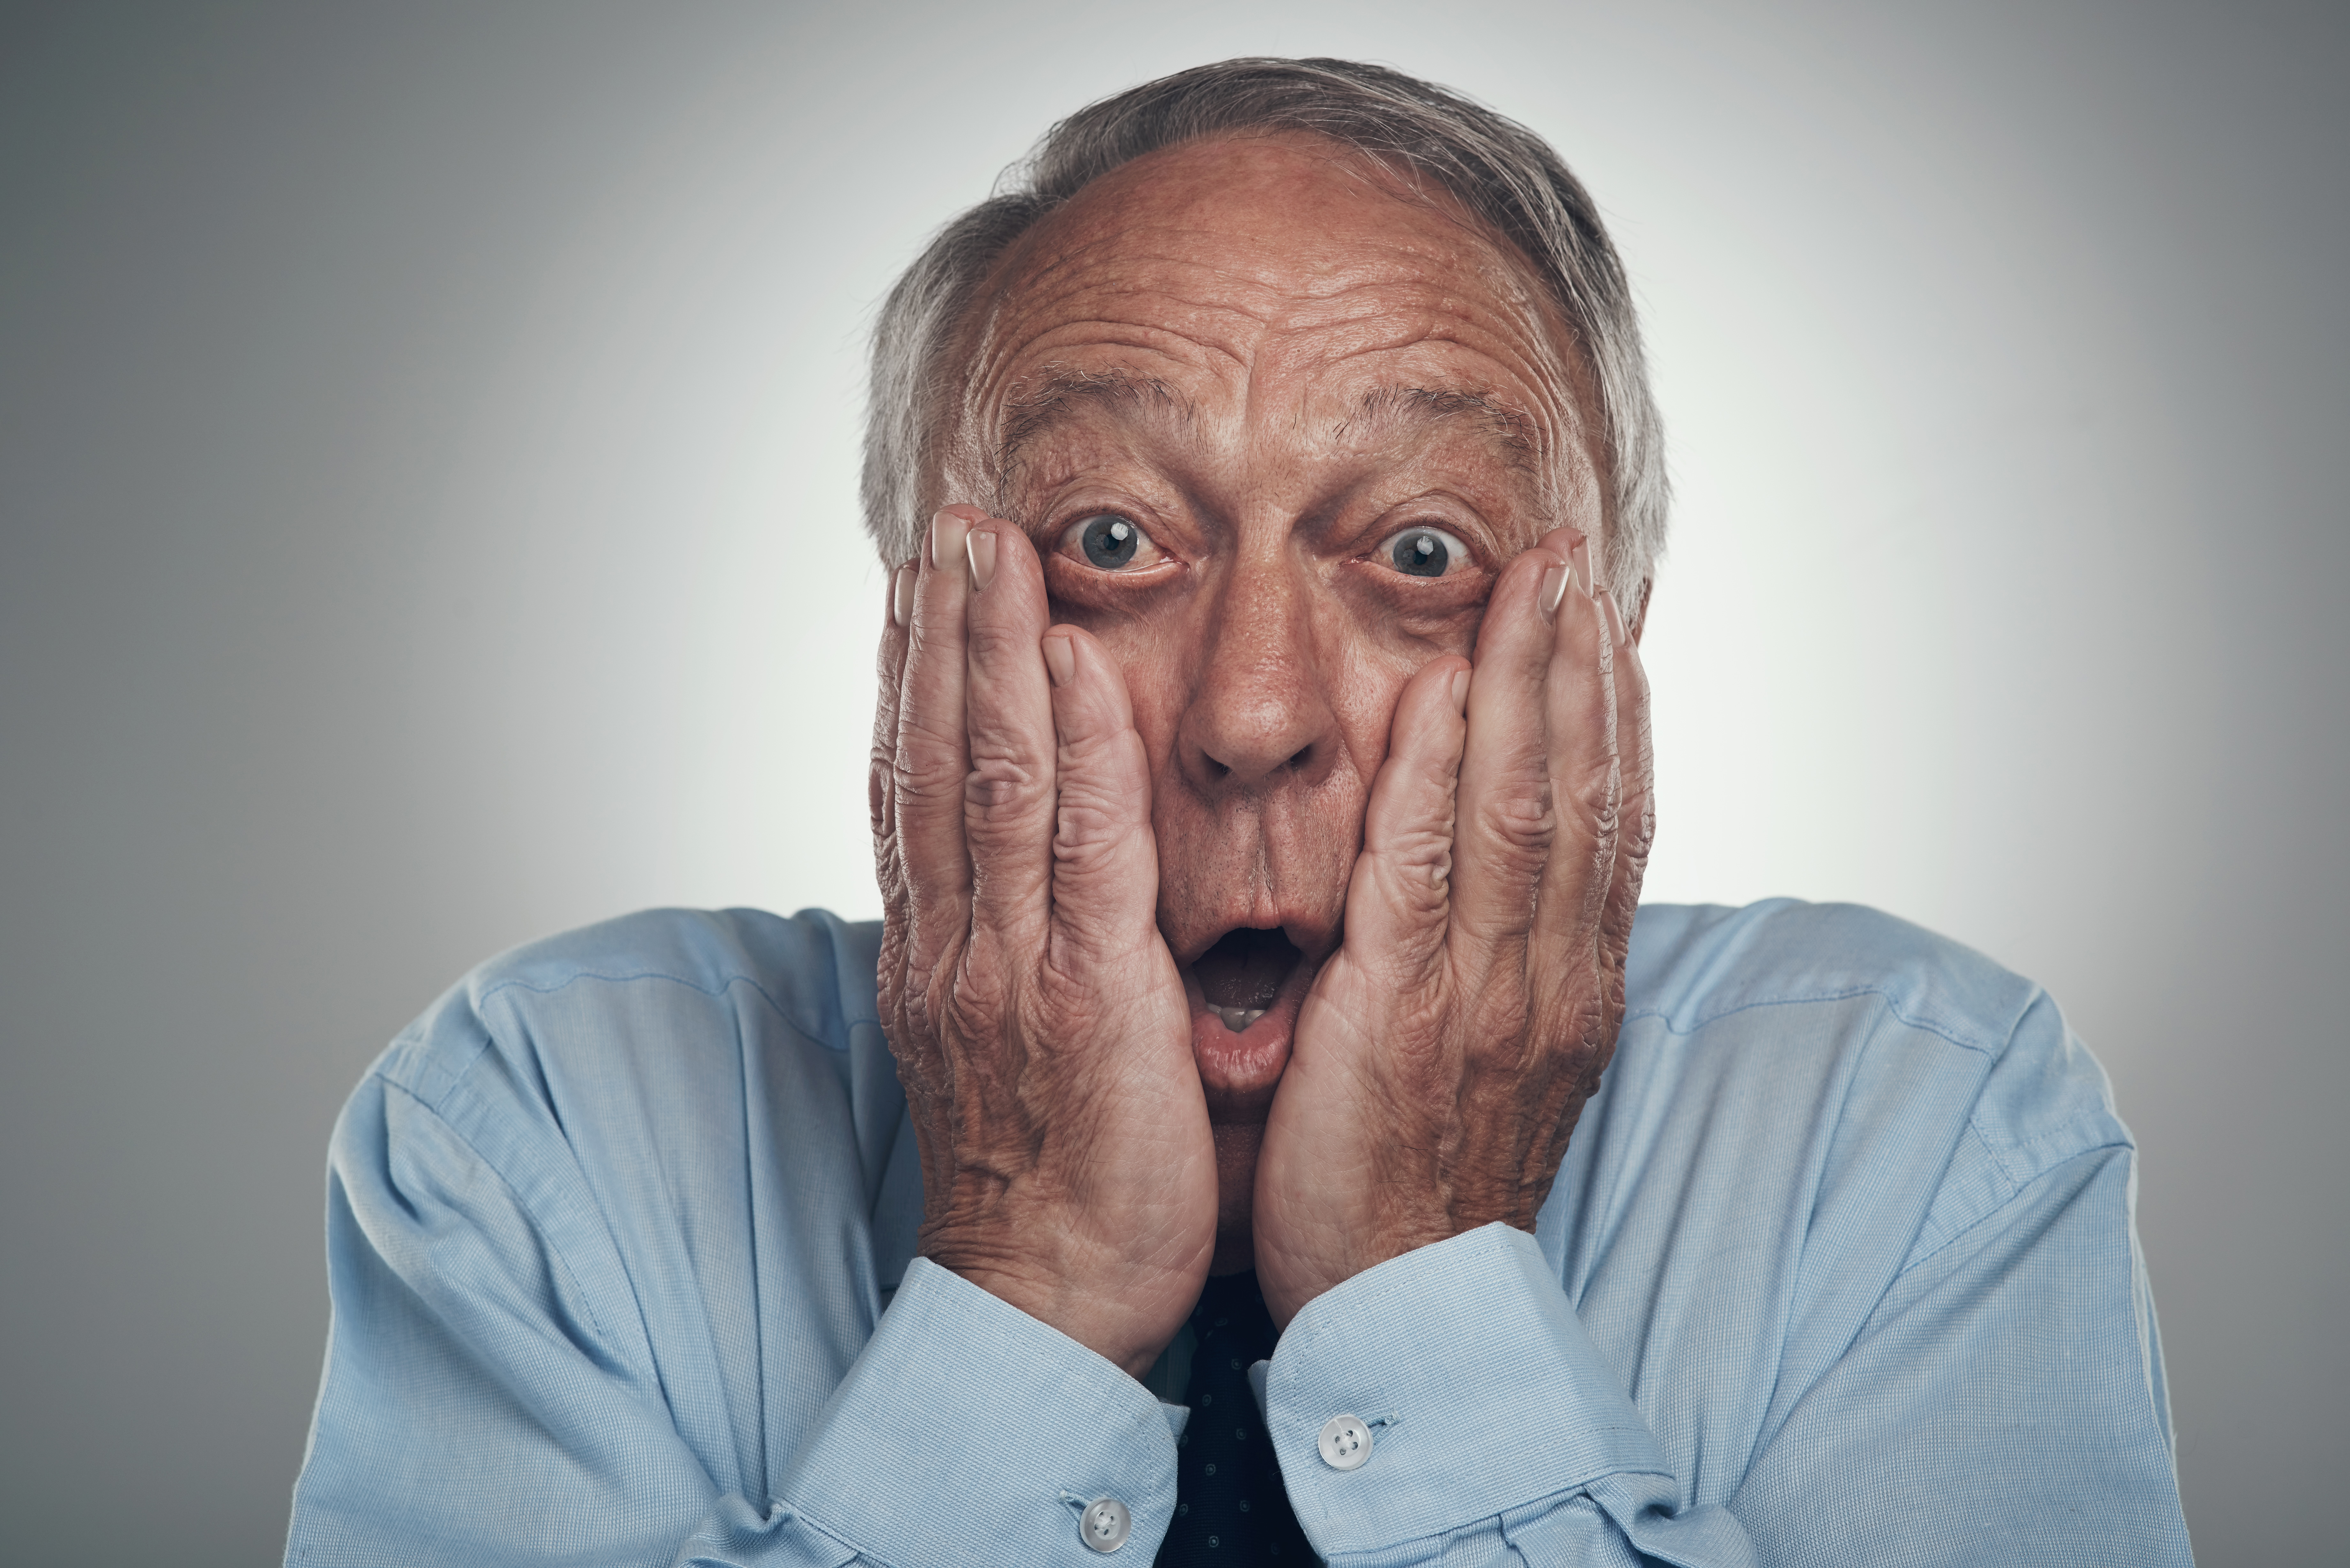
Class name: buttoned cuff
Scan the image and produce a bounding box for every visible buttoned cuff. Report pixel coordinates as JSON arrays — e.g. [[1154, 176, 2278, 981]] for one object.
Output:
[[777, 1257, 1178, 1562], [1261, 1223, 1671, 1561]]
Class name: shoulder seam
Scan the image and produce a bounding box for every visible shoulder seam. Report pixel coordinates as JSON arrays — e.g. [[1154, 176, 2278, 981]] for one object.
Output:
[[474, 966, 880, 1033], [1625, 985, 2003, 1056], [1972, 1097, 2131, 1190], [1898, 1137, 2134, 1280]]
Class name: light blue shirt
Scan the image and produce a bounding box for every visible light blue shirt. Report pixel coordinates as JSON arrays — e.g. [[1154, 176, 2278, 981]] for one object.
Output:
[[286, 900, 2191, 1566]]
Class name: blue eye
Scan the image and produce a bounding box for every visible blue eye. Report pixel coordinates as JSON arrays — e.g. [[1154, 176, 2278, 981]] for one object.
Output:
[[1064, 513, 1154, 570], [1380, 525, 1469, 578], [1083, 516, 1137, 567]]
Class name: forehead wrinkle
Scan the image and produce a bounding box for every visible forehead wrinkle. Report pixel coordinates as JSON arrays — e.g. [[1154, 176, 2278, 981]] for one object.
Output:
[[989, 224, 1293, 354], [958, 141, 1595, 537], [1240, 278, 1584, 465]]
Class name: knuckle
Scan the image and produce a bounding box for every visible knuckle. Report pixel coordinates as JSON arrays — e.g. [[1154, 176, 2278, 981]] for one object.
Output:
[[941, 966, 1009, 1038], [1049, 740, 1146, 869], [868, 757, 898, 841], [1374, 826, 1455, 916], [905, 612, 960, 658], [1617, 804, 1656, 867], [962, 753, 1047, 832], [963, 616, 1030, 667], [1567, 757, 1618, 822], [1472, 783, 1556, 865], [1054, 721, 1125, 776], [1053, 792, 1139, 871], [898, 943, 1004, 1055], [895, 714, 966, 795]]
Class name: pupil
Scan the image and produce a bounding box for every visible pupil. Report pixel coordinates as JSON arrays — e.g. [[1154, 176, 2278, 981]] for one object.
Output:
[[1393, 530, 1448, 577], [1081, 515, 1139, 568]]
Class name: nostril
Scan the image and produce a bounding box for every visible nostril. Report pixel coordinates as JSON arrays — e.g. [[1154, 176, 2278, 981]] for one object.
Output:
[[1287, 746, 1311, 771]]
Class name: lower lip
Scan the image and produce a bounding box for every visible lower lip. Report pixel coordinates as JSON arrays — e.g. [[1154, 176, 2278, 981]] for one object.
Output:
[[1185, 971, 1310, 1119]]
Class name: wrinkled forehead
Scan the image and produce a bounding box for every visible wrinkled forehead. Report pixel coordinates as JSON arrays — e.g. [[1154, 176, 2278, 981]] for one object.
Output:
[[944, 134, 1600, 503]]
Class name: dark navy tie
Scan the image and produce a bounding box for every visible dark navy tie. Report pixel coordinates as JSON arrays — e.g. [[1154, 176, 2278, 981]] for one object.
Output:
[[1155, 1272, 1316, 1565]]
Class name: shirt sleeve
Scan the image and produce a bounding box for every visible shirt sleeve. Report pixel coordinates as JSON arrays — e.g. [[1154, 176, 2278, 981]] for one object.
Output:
[[1256, 1145, 2189, 1567], [285, 1071, 1180, 1568], [1260, 1224, 1742, 1568]]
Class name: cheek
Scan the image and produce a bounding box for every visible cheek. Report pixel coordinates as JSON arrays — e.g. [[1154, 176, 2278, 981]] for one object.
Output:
[[1075, 611, 1194, 772], [1312, 579, 1467, 765], [1325, 641, 1425, 781]]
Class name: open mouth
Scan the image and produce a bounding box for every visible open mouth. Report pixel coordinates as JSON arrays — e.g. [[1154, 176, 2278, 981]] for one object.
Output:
[[1180, 926, 1310, 1118]]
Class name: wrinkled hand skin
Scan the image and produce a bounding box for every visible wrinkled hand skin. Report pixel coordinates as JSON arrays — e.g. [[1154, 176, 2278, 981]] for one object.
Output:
[[875, 499, 1654, 1368], [1254, 528, 1655, 1327], [872, 504, 1219, 1378]]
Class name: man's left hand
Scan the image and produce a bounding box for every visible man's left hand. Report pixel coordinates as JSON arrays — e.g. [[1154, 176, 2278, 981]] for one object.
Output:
[[1252, 527, 1654, 1326]]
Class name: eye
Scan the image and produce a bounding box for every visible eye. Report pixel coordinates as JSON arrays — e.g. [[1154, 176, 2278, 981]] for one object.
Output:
[[1376, 525, 1471, 579], [1059, 512, 1161, 571]]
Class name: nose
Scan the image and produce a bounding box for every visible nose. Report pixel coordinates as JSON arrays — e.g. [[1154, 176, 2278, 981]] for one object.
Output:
[[1175, 550, 1341, 792]]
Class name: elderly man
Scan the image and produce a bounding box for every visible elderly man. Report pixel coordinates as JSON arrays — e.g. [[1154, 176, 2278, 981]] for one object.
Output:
[[286, 59, 2191, 1567]]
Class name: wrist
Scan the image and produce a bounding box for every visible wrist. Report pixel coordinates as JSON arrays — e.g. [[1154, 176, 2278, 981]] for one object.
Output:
[[1256, 1209, 1502, 1327], [922, 1230, 1193, 1379]]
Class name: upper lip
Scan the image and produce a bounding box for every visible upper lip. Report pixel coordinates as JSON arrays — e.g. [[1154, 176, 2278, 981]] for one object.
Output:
[[1166, 907, 1339, 974]]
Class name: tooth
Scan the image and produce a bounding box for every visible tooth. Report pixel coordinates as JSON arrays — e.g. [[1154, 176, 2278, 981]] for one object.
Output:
[[1215, 1007, 1267, 1033]]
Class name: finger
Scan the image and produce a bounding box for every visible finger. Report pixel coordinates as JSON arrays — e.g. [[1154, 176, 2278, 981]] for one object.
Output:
[[894, 506, 988, 963], [1341, 653, 1471, 984], [1531, 531, 1621, 959], [871, 558, 917, 904], [873, 553, 950, 1132], [960, 520, 1059, 957], [1448, 542, 1568, 966], [1595, 589, 1654, 978], [1041, 623, 1161, 968]]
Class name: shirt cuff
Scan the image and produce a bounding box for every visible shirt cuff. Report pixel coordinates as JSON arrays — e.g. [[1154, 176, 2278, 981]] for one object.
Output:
[[777, 1257, 1179, 1563], [1261, 1222, 1670, 1560]]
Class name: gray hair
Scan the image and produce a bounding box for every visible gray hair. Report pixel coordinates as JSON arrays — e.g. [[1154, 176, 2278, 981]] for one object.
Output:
[[859, 57, 1668, 602]]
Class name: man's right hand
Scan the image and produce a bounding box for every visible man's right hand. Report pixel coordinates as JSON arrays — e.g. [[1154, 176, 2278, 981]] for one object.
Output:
[[871, 505, 1217, 1379]]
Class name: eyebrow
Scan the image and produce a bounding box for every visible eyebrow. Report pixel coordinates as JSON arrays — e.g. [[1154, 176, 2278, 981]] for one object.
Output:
[[993, 368, 1194, 487], [1334, 386, 1542, 475]]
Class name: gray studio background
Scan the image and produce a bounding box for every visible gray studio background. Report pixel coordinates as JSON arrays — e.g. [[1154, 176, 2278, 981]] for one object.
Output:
[[3, 2, 2342, 1562]]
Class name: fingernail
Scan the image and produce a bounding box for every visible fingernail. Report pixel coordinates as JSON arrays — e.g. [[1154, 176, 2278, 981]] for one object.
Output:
[[1599, 589, 1627, 645], [1041, 633, 1075, 687], [1540, 563, 1570, 618], [930, 508, 970, 573], [965, 527, 997, 591], [1449, 666, 1471, 714], [1567, 533, 1594, 599], [891, 563, 915, 627]]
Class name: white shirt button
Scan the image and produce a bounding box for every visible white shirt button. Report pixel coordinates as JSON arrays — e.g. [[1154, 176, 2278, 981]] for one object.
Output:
[[1079, 1496, 1132, 1553], [1317, 1413, 1372, 1471]]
